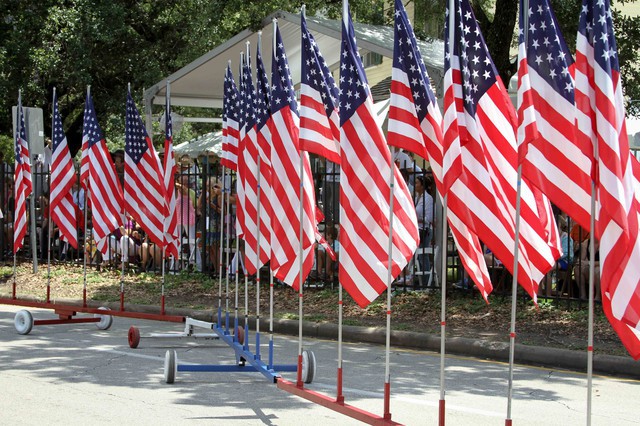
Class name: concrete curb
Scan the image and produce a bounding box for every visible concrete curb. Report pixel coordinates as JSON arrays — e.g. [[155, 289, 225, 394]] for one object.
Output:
[[7, 297, 640, 379]]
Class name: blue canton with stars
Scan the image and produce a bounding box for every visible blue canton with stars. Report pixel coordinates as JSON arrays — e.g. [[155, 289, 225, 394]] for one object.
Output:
[[393, 0, 437, 124], [579, 0, 620, 75], [238, 56, 247, 132], [520, 0, 574, 103], [445, 0, 498, 117], [340, 8, 370, 126], [15, 101, 28, 165], [271, 23, 298, 117], [301, 14, 339, 118], [255, 42, 271, 132], [224, 64, 240, 126], [82, 94, 105, 149], [52, 92, 67, 153], [242, 49, 257, 131], [125, 92, 150, 164]]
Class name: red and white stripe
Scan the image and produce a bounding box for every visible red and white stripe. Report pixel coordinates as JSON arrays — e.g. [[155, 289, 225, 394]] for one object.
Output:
[[444, 57, 560, 303], [124, 96, 166, 247], [163, 128, 179, 258], [517, 46, 592, 230], [13, 104, 32, 253], [242, 124, 271, 274], [339, 99, 419, 307], [81, 98, 123, 256], [268, 109, 316, 288], [50, 102, 78, 248], [575, 11, 640, 357], [388, 67, 493, 301], [299, 82, 340, 164]]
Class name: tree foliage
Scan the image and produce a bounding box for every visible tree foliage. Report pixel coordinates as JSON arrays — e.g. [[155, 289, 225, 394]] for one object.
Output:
[[0, 0, 638, 162]]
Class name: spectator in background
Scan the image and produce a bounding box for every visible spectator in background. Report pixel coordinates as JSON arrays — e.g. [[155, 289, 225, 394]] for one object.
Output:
[[323, 160, 340, 223], [578, 237, 600, 301], [198, 177, 222, 275], [394, 149, 422, 194], [112, 150, 125, 186], [175, 173, 200, 270], [316, 223, 339, 283], [414, 174, 434, 276]]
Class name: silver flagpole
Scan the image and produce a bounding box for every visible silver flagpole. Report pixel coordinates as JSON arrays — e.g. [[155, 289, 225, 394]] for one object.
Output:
[[438, 195, 448, 426], [243, 41, 251, 353], [12, 90, 22, 300], [506, 165, 524, 426], [383, 144, 397, 421], [441, 3, 457, 421], [82, 86, 91, 308], [586, 120, 599, 426], [505, 0, 531, 423], [234, 52, 243, 346], [254, 32, 264, 360], [47, 88, 55, 303], [218, 165, 226, 325], [162, 80, 171, 315]]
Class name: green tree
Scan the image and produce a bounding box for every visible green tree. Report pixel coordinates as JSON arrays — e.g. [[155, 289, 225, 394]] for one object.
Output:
[[2, 0, 638, 162]]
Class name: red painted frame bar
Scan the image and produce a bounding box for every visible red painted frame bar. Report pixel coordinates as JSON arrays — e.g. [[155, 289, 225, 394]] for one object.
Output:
[[0, 298, 185, 323], [277, 378, 402, 426]]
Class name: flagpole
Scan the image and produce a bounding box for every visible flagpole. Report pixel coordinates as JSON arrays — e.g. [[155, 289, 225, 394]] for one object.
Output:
[[82, 86, 91, 308], [119, 83, 131, 313], [225, 167, 232, 333], [382, 144, 396, 422], [12, 90, 21, 300], [218, 165, 226, 326], [234, 53, 243, 347], [439, 195, 448, 426], [243, 42, 251, 354], [254, 33, 264, 360], [161, 80, 172, 316], [586, 123, 599, 426], [47, 89, 55, 303], [505, 164, 524, 426]]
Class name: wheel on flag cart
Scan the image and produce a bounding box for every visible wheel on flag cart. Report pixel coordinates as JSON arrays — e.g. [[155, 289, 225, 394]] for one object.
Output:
[[14, 310, 34, 335], [301, 349, 316, 384], [128, 326, 141, 348], [164, 350, 177, 384], [94, 307, 113, 330]]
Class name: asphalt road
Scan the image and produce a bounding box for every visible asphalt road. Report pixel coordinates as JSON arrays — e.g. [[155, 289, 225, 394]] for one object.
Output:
[[0, 304, 638, 425]]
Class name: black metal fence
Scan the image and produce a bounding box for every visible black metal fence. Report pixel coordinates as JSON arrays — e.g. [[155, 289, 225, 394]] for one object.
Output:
[[0, 154, 593, 306]]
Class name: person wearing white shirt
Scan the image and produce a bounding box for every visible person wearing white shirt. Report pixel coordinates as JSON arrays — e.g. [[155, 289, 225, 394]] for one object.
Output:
[[414, 175, 433, 273]]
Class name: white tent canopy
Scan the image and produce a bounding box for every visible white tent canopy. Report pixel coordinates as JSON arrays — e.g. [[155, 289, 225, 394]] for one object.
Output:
[[143, 10, 444, 117], [174, 131, 223, 159]]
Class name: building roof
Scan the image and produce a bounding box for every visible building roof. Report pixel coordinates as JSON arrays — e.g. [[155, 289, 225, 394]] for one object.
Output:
[[144, 10, 445, 111]]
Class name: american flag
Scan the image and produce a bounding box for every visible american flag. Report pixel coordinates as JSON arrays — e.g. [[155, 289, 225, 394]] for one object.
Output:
[[339, 4, 419, 308], [163, 88, 180, 259], [50, 91, 78, 248], [235, 55, 249, 241], [516, 0, 592, 231], [575, 0, 640, 359], [13, 94, 32, 253], [387, 0, 492, 300], [299, 13, 341, 164], [253, 40, 273, 270], [443, 0, 560, 301], [239, 48, 265, 274], [81, 92, 124, 255], [222, 64, 240, 171], [269, 22, 316, 288], [124, 91, 167, 247]]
